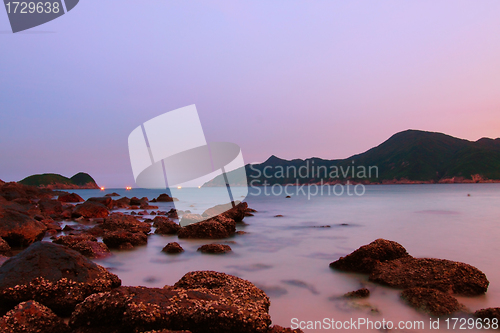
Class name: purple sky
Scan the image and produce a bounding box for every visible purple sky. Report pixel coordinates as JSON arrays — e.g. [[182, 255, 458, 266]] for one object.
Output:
[[1, 1, 500, 187]]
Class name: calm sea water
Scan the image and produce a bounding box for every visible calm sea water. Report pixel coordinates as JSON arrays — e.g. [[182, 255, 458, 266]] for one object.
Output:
[[66, 184, 500, 332]]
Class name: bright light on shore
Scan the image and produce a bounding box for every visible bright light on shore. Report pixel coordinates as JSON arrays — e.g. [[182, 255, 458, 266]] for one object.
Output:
[[100, 187, 105, 191], [198, 186, 201, 188], [177, 186, 182, 189], [126, 186, 132, 190]]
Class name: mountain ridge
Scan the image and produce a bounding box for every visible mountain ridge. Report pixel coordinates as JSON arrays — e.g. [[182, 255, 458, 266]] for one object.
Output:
[[19, 172, 100, 189]]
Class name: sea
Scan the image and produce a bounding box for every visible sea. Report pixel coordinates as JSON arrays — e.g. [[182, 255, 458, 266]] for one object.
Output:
[[63, 184, 500, 332]]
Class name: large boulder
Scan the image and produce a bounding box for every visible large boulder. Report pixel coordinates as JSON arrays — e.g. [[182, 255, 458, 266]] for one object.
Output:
[[0, 300, 70, 333], [101, 213, 151, 234], [162, 242, 184, 254], [369, 257, 489, 296], [0, 237, 12, 256], [0, 242, 121, 316], [53, 235, 110, 259], [154, 193, 175, 202], [58, 193, 84, 203], [102, 230, 148, 249], [153, 217, 180, 235], [178, 215, 236, 239], [329, 239, 411, 274], [70, 271, 271, 333], [0, 207, 47, 247], [0, 182, 51, 202], [474, 307, 500, 322], [202, 201, 248, 222], [401, 288, 461, 316], [87, 197, 114, 209], [38, 198, 64, 218], [113, 197, 131, 209], [72, 201, 109, 218], [197, 244, 232, 254]]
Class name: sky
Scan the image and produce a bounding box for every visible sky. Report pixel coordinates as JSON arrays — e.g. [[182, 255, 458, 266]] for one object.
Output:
[[1, 0, 499, 187]]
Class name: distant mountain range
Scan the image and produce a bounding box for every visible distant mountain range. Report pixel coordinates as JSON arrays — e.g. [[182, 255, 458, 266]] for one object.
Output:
[[203, 130, 500, 186], [19, 172, 100, 189]]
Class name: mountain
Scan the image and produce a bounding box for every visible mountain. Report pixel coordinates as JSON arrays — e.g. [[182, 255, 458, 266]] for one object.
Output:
[[19, 172, 100, 189], [203, 130, 500, 186]]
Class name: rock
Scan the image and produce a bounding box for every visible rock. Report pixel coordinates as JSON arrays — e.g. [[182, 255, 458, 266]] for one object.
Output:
[[198, 243, 232, 254], [42, 218, 62, 232], [401, 288, 461, 316], [0, 207, 47, 247], [329, 239, 411, 274], [87, 197, 114, 209], [343, 288, 370, 298], [53, 235, 110, 258], [0, 300, 70, 333], [38, 198, 64, 218], [179, 213, 204, 226], [155, 193, 175, 202], [369, 257, 489, 296], [113, 197, 131, 209], [274, 215, 284, 218], [58, 193, 84, 203], [0, 182, 52, 202], [178, 215, 236, 239], [0, 237, 12, 256], [0, 242, 121, 316], [167, 208, 178, 219], [162, 242, 184, 254], [70, 271, 271, 333], [105, 192, 120, 197], [101, 214, 151, 234], [474, 308, 500, 322], [130, 197, 148, 206], [153, 217, 180, 235], [102, 230, 147, 249], [0, 256, 8, 266], [72, 201, 109, 219], [202, 201, 248, 222], [285, 195, 291, 198], [142, 331, 191, 333], [268, 325, 304, 333], [63, 225, 74, 231]]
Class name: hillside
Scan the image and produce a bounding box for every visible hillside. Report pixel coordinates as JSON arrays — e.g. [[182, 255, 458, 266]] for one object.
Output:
[[19, 172, 100, 189], [203, 130, 500, 186]]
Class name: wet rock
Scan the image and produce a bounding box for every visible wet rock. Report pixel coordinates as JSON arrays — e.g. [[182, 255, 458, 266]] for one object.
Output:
[[155, 193, 175, 202], [101, 213, 151, 234], [58, 193, 84, 203], [0, 237, 12, 256], [153, 217, 180, 235], [167, 208, 178, 219], [105, 192, 120, 197], [53, 235, 110, 259], [369, 257, 489, 296], [41, 218, 62, 232], [329, 238, 411, 274], [268, 325, 304, 333], [0, 300, 70, 333], [0, 207, 47, 247], [202, 201, 248, 222], [401, 287, 461, 316], [38, 198, 64, 218], [0, 241, 121, 316], [102, 230, 147, 249], [178, 215, 236, 239], [474, 307, 500, 322], [72, 201, 109, 219], [343, 288, 370, 299], [162, 242, 184, 254], [113, 197, 131, 209], [130, 197, 148, 206], [0, 182, 52, 202], [274, 215, 284, 218], [0, 256, 8, 266], [70, 271, 271, 333], [285, 196, 291, 198], [87, 197, 114, 209], [198, 243, 232, 254], [63, 224, 74, 231]]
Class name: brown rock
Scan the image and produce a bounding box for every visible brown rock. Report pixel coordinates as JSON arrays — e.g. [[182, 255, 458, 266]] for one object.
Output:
[[70, 271, 271, 333], [0, 300, 70, 333], [329, 239, 411, 274], [343, 288, 370, 298], [401, 287, 461, 316], [0, 241, 121, 316], [268, 325, 304, 333], [87, 197, 113, 209], [53, 235, 110, 259], [202, 201, 248, 222], [369, 257, 489, 296], [105, 192, 120, 197], [102, 230, 147, 249], [155, 193, 175, 202], [113, 197, 131, 209], [0, 237, 12, 256], [474, 307, 500, 322], [72, 201, 109, 219], [153, 217, 180, 235], [162, 242, 184, 254], [58, 193, 84, 203], [0, 207, 47, 247], [198, 243, 232, 254], [101, 213, 151, 234], [178, 215, 236, 239]]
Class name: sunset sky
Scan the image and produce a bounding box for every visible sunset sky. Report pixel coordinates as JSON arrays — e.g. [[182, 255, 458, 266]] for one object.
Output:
[[1, 1, 499, 187]]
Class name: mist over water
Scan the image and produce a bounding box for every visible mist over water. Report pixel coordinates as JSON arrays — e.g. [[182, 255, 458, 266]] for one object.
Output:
[[68, 184, 500, 332]]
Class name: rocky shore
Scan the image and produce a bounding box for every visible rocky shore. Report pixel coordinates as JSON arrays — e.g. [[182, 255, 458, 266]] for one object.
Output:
[[0, 181, 302, 332]]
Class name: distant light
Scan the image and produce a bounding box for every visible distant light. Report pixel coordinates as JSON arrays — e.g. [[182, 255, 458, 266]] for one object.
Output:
[[177, 186, 182, 189], [100, 187, 105, 191], [198, 186, 201, 188], [126, 186, 132, 190]]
